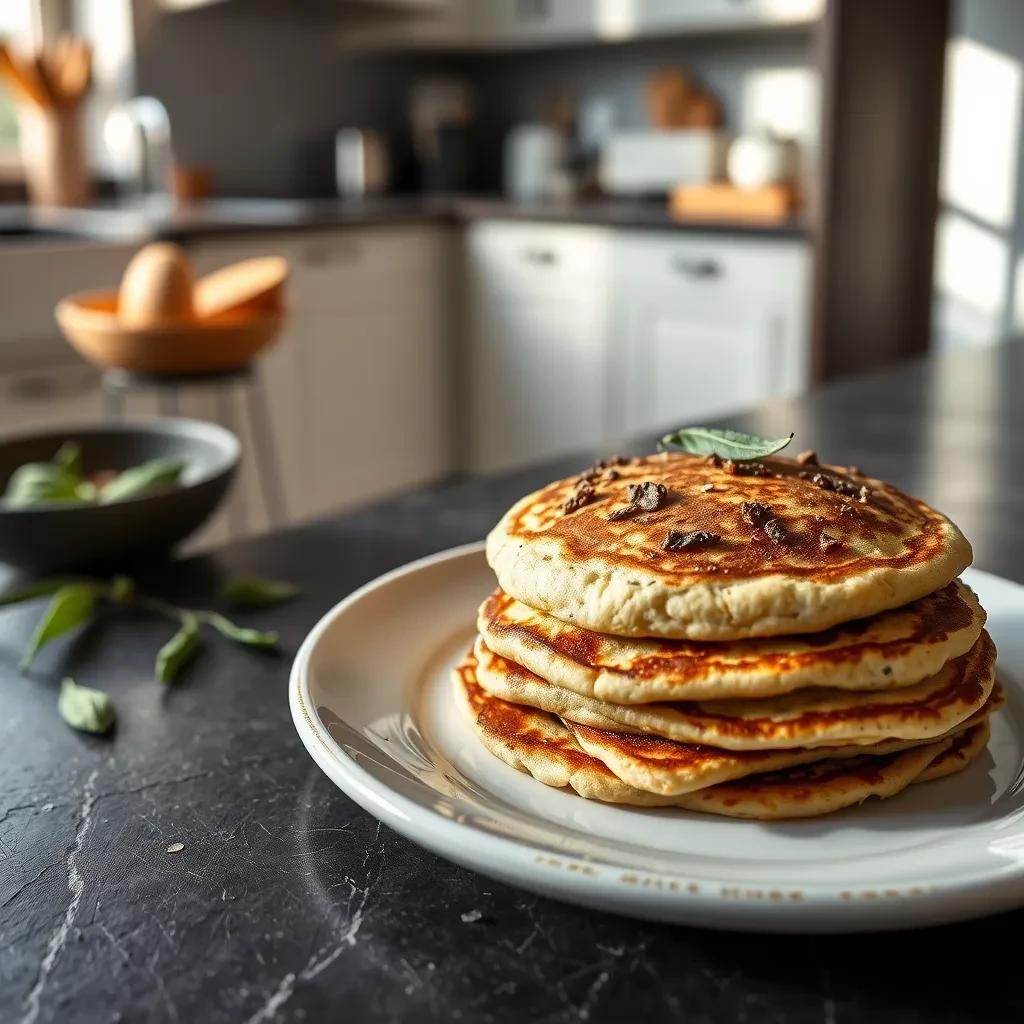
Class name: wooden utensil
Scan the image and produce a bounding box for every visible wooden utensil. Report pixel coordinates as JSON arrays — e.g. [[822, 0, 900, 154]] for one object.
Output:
[[669, 183, 799, 223], [0, 43, 49, 108]]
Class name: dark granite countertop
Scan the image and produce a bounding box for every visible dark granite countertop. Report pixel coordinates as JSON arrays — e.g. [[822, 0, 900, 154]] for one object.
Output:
[[0, 195, 808, 245], [2, 342, 1022, 1024]]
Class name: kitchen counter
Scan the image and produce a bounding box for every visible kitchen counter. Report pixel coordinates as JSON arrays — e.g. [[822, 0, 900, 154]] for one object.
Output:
[[3, 341, 1020, 1024], [0, 195, 808, 245]]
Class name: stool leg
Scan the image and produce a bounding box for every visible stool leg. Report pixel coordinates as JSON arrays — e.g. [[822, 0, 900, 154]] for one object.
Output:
[[244, 369, 287, 528], [216, 387, 248, 539], [103, 384, 125, 421]]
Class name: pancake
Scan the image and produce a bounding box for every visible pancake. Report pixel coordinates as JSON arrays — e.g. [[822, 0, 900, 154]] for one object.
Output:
[[564, 689, 1001, 796], [453, 649, 959, 819], [472, 632, 997, 751], [914, 720, 991, 783], [486, 453, 972, 639], [478, 581, 985, 703]]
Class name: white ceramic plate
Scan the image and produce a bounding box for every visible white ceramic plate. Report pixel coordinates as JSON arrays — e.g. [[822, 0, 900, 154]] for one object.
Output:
[[290, 542, 1024, 933]]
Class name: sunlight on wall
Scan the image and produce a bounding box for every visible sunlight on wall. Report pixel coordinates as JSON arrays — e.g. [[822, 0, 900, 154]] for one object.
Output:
[[596, 0, 639, 40], [940, 36, 1022, 230], [934, 211, 1010, 349], [740, 67, 818, 140]]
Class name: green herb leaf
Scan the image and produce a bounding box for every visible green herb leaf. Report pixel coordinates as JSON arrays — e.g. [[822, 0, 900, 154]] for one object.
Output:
[[202, 612, 278, 650], [58, 676, 115, 735], [3, 461, 87, 507], [20, 584, 97, 669], [108, 575, 135, 604], [98, 458, 187, 504], [222, 575, 301, 608], [658, 427, 794, 461], [0, 577, 85, 608], [155, 614, 200, 683], [55, 441, 83, 477]]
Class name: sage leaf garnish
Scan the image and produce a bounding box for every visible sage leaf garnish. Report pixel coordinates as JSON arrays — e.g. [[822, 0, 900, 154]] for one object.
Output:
[[58, 676, 115, 735], [99, 458, 187, 504], [55, 441, 83, 477], [156, 614, 199, 684], [203, 613, 278, 649], [222, 575, 300, 608], [0, 577, 84, 608], [658, 427, 794, 461], [3, 459, 89, 507], [20, 584, 97, 670]]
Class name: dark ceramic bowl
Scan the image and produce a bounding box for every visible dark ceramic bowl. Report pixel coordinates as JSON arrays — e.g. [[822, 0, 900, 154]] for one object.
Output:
[[0, 419, 239, 573]]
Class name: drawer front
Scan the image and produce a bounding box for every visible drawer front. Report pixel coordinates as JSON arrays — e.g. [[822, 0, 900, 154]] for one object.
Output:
[[188, 225, 452, 314], [467, 220, 611, 295], [616, 232, 808, 304]]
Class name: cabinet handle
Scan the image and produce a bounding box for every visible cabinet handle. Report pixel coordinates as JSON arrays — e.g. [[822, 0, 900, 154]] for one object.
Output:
[[523, 247, 558, 265], [303, 240, 362, 266], [670, 257, 722, 279]]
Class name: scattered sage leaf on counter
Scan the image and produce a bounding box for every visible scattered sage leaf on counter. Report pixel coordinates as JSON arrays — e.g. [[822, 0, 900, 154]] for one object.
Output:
[[19, 583, 97, 670], [109, 575, 135, 604], [202, 612, 278, 649], [98, 457, 187, 504], [222, 575, 301, 608], [0, 577, 85, 608], [58, 676, 115, 735], [658, 427, 794, 461], [156, 614, 200, 684]]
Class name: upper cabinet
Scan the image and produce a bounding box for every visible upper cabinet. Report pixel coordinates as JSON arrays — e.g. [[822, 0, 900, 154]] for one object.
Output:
[[340, 0, 823, 50]]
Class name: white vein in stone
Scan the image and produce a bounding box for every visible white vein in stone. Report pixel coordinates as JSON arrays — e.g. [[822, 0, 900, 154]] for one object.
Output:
[[19, 768, 99, 1024]]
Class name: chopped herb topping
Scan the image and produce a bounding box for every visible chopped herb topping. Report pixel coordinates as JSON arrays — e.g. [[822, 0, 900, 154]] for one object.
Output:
[[741, 501, 773, 528], [663, 529, 720, 551], [608, 481, 668, 521], [562, 480, 595, 515]]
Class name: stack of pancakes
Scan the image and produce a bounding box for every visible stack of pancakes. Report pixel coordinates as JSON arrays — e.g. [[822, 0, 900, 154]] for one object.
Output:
[[454, 452, 1001, 819]]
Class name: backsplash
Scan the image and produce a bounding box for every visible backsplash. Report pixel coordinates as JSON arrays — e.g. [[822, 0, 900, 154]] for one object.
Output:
[[132, 0, 817, 197]]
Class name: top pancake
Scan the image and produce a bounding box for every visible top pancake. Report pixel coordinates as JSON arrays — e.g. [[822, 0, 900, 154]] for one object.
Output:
[[486, 453, 972, 639]]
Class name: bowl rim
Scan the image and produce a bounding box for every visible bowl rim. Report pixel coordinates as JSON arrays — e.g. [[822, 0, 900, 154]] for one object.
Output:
[[0, 417, 240, 516], [55, 289, 284, 335]]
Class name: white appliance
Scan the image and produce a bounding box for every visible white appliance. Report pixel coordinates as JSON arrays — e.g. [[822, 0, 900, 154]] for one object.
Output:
[[503, 123, 566, 202], [600, 129, 728, 195]]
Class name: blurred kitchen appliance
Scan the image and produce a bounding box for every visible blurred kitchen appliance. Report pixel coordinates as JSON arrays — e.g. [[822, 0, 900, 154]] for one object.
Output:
[[410, 76, 474, 193], [335, 128, 389, 198], [504, 123, 567, 202], [104, 96, 174, 207], [727, 133, 799, 190], [600, 130, 727, 196]]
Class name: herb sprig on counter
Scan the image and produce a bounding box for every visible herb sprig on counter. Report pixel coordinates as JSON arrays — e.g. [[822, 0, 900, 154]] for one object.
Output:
[[658, 427, 794, 461], [2, 572, 300, 734]]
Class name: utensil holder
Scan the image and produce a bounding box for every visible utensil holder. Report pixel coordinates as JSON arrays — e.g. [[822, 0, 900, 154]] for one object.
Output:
[[18, 103, 92, 207]]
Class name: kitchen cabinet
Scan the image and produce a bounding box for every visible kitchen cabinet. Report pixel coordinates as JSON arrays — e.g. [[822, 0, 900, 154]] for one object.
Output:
[[186, 224, 456, 535], [341, 0, 822, 50], [610, 232, 810, 438], [465, 221, 612, 472]]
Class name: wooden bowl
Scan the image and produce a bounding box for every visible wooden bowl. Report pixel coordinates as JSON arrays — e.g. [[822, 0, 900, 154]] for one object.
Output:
[[55, 290, 283, 375]]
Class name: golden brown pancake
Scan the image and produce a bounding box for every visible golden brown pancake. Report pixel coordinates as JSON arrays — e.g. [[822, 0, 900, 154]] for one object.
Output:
[[452, 649, 964, 819], [915, 720, 991, 783], [486, 453, 973, 639], [478, 581, 985, 702], [472, 632, 997, 750], [564, 688, 1002, 796]]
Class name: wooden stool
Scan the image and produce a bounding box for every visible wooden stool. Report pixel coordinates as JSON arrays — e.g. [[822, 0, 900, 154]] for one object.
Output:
[[101, 365, 287, 531]]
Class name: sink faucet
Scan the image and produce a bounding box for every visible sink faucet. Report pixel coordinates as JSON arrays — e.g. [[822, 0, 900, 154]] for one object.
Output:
[[103, 96, 174, 208]]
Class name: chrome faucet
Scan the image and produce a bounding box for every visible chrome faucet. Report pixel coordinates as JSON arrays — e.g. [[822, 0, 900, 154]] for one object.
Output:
[[103, 96, 174, 207]]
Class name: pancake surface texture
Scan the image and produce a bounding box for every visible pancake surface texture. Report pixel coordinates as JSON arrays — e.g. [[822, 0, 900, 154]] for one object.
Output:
[[453, 649, 962, 819], [486, 453, 973, 639], [478, 581, 985, 702], [472, 634, 997, 750]]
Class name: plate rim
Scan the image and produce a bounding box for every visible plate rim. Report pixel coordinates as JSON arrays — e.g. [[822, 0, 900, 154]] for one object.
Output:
[[289, 542, 1024, 931]]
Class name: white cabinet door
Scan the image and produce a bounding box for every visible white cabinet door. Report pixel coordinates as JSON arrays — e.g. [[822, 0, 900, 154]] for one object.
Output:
[[637, 0, 823, 33], [613, 232, 810, 438], [187, 225, 455, 533], [466, 221, 611, 472]]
